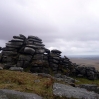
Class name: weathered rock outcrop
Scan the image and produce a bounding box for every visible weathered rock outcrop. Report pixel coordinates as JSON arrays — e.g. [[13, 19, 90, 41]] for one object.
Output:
[[0, 34, 99, 80], [79, 84, 99, 94], [73, 66, 99, 80], [0, 34, 75, 74], [0, 89, 42, 99], [53, 83, 99, 99]]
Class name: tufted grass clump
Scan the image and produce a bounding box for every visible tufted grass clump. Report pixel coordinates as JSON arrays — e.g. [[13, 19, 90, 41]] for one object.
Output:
[[0, 70, 54, 98]]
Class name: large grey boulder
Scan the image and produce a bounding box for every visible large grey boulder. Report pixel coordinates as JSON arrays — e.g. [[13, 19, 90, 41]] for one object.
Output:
[[79, 84, 99, 94], [24, 47, 35, 55], [53, 83, 99, 99], [54, 74, 76, 84], [0, 89, 42, 99], [51, 49, 61, 53], [0, 90, 8, 99]]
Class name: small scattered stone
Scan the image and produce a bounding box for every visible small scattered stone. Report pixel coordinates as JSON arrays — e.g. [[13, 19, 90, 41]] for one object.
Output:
[[9, 67, 23, 71], [0, 66, 3, 70]]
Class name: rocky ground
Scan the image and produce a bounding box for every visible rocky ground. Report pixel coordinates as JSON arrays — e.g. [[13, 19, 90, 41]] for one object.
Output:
[[53, 83, 99, 99], [0, 70, 98, 99], [0, 34, 99, 99], [0, 89, 42, 99], [1, 83, 99, 99]]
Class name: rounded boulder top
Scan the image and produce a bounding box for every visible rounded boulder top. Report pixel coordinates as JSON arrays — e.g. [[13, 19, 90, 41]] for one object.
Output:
[[28, 36, 42, 41], [13, 36, 25, 40], [51, 49, 62, 53]]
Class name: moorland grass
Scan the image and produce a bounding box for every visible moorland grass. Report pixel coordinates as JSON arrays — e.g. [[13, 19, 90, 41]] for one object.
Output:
[[0, 70, 99, 99], [73, 77, 99, 86]]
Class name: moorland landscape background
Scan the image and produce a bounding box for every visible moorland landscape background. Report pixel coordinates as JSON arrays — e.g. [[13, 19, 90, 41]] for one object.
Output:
[[69, 55, 99, 71]]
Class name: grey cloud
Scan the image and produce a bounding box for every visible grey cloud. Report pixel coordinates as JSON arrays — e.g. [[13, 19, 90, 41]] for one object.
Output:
[[0, 0, 57, 41], [0, 0, 99, 55]]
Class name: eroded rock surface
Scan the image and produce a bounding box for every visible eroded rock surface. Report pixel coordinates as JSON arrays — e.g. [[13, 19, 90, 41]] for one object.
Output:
[[0, 89, 42, 99], [79, 84, 99, 94], [53, 83, 99, 99]]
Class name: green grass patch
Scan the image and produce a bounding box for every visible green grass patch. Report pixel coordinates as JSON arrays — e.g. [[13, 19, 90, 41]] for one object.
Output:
[[74, 77, 99, 86]]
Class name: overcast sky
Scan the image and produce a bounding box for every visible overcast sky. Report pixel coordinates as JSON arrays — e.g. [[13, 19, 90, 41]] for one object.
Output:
[[0, 0, 99, 55]]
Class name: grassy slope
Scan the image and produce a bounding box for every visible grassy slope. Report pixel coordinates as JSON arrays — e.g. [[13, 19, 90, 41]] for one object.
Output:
[[0, 70, 99, 99], [75, 77, 99, 85], [0, 70, 54, 99]]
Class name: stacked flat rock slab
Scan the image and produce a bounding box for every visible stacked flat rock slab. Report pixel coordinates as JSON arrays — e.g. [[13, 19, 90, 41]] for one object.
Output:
[[49, 50, 61, 73], [59, 56, 75, 75], [27, 36, 46, 73], [73, 66, 99, 80], [16, 35, 46, 73], [0, 35, 48, 72], [42, 48, 50, 73], [17, 36, 36, 68], [0, 34, 77, 74], [1, 34, 26, 69]]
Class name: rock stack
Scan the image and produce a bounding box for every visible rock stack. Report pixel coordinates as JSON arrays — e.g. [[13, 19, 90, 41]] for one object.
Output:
[[0, 35, 46, 72], [1, 34, 26, 69], [49, 50, 61, 73], [59, 56, 75, 75], [0, 34, 99, 80], [42, 48, 50, 73], [27, 36, 45, 73], [73, 66, 99, 80]]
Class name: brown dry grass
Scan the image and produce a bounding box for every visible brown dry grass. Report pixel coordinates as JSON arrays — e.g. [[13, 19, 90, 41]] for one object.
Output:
[[0, 70, 80, 99], [0, 70, 97, 99], [0, 70, 54, 99]]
